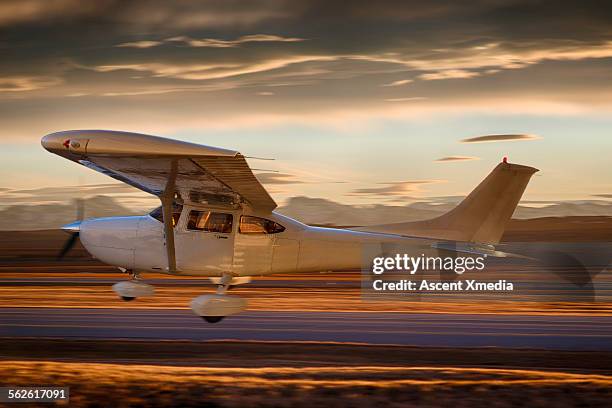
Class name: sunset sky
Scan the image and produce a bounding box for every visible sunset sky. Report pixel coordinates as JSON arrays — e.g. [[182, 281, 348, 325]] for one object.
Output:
[[1, 0, 611, 209]]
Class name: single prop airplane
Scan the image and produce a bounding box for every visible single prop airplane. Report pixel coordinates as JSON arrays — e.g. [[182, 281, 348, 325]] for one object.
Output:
[[42, 130, 538, 323]]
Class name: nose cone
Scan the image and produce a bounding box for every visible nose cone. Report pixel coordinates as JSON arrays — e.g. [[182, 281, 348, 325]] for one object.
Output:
[[61, 220, 81, 233]]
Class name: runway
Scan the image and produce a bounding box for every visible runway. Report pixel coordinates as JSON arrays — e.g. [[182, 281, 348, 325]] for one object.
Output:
[[1, 308, 611, 350]]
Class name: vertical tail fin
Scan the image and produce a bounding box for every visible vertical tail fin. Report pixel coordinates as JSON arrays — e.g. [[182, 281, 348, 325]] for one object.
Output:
[[361, 160, 538, 244]]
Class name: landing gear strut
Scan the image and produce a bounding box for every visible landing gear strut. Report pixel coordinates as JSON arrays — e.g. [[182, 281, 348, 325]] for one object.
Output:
[[216, 273, 232, 295]]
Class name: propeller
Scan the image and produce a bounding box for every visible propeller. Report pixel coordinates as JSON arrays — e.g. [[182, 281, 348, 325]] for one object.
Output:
[[57, 198, 84, 260]]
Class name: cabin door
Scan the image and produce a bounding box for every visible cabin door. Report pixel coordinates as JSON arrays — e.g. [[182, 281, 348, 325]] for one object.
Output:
[[175, 206, 236, 275], [232, 214, 279, 276]]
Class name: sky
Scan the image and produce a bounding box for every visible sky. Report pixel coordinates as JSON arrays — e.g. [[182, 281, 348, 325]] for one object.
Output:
[[0, 0, 611, 209]]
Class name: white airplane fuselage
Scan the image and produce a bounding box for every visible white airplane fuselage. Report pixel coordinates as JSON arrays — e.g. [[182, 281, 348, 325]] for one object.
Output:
[[78, 206, 429, 277]]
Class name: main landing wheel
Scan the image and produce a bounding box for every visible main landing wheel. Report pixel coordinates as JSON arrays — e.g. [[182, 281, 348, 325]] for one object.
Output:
[[202, 316, 224, 323], [121, 296, 136, 301]]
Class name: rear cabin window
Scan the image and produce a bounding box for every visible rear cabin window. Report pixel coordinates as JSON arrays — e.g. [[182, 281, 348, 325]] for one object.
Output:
[[149, 204, 183, 227], [239, 216, 285, 234], [187, 211, 233, 234]]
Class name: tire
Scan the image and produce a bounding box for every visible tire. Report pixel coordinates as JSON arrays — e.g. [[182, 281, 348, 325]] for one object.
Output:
[[202, 316, 224, 323]]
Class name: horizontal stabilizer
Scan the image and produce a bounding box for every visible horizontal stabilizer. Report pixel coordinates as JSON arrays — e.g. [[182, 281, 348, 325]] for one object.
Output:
[[432, 242, 536, 260]]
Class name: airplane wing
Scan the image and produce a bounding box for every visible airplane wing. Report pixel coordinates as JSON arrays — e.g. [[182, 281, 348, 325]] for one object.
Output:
[[41, 130, 277, 211]]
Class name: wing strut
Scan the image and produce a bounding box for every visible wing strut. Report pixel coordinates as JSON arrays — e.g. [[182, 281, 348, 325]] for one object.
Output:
[[161, 159, 178, 273]]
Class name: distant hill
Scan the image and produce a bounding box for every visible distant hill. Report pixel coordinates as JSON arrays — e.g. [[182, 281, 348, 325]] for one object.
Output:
[[512, 201, 612, 218], [277, 196, 612, 226], [0, 196, 145, 231], [2, 194, 612, 230]]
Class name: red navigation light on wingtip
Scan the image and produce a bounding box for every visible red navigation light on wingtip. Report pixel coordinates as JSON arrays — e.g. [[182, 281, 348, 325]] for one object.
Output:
[[502, 156, 508, 164], [62, 139, 71, 149]]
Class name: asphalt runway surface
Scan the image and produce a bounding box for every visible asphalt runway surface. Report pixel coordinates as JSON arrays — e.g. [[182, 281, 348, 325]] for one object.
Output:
[[1, 307, 611, 350]]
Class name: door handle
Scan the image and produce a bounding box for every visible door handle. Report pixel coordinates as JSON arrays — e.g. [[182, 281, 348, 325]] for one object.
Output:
[[215, 235, 229, 239]]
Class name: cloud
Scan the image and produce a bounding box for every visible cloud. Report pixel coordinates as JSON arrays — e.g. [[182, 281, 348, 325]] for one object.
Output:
[[117, 34, 305, 48], [418, 69, 479, 81], [435, 156, 480, 162], [94, 55, 337, 81], [384, 97, 427, 102], [460, 134, 541, 143], [239, 34, 303, 42], [352, 40, 612, 82], [347, 180, 443, 198], [0, 76, 62, 92], [116, 40, 163, 48], [5, 1, 612, 106], [382, 79, 413, 87], [67, 39, 612, 108], [99, 81, 239, 97], [168, 34, 304, 48], [255, 171, 347, 185]]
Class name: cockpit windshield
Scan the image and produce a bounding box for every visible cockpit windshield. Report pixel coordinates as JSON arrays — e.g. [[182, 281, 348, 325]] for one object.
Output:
[[239, 215, 285, 234], [149, 203, 183, 227]]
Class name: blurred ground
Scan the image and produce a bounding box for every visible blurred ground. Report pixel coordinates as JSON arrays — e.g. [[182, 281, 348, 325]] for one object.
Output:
[[4, 359, 611, 408], [2, 339, 612, 407]]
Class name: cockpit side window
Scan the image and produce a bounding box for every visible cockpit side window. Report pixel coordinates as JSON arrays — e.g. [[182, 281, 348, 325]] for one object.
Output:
[[187, 211, 233, 233], [239, 216, 285, 234], [149, 203, 183, 227]]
